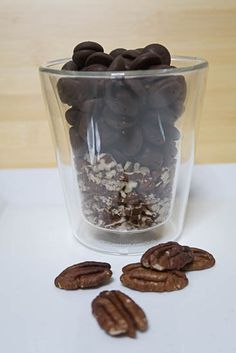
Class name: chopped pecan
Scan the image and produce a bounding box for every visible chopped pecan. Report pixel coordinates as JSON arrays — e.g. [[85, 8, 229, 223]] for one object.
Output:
[[54, 261, 112, 290], [92, 290, 148, 338], [120, 263, 188, 292], [141, 241, 193, 271], [182, 247, 215, 271]]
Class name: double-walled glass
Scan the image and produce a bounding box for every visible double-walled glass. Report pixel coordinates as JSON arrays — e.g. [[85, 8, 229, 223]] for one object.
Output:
[[39, 57, 208, 254]]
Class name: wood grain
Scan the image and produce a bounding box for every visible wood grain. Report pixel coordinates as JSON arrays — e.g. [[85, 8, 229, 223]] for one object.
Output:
[[0, 0, 236, 168]]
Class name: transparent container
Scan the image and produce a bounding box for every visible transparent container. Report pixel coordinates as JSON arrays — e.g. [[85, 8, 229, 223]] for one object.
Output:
[[39, 56, 208, 254]]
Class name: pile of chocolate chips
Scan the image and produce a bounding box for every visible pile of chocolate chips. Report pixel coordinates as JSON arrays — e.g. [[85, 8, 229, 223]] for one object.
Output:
[[57, 41, 186, 230]]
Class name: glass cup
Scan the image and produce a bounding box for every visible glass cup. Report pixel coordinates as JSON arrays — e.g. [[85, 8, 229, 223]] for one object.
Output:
[[39, 57, 208, 254]]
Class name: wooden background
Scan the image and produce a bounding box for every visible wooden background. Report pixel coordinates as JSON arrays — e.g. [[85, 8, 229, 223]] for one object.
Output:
[[0, 0, 236, 168]]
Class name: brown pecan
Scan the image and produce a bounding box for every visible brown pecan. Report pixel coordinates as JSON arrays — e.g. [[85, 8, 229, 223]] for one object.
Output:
[[54, 261, 112, 290], [141, 241, 193, 271], [92, 290, 148, 338], [182, 247, 215, 271], [120, 263, 188, 292]]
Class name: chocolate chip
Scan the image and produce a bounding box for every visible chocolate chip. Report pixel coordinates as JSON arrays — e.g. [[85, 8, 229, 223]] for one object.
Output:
[[143, 110, 159, 124], [164, 125, 181, 141], [82, 64, 107, 71], [97, 119, 120, 147], [69, 126, 87, 157], [148, 76, 186, 109], [125, 78, 146, 98], [122, 49, 141, 59], [85, 52, 113, 67], [129, 52, 161, 70], [77, 100, 103, 137], [158, 102, 185, 124], [142, 121, 165, 145], [79, 98, 102, 114], [169, 101, 185, 118], [110, 148, 128, 164], [65, 107, 82, 126], [176, 75, 187, 103], [105, 81, 138, 116], [158, 107, 177, 124], [109, 48, 127, 58], [122, 57, 133, 70], [137, 145, 163, 170], [143, 43, 171, 65], [61, 61, 78, 71], [103, 106, 137, 130], [57, 78, 87, 106], [58, 76, 103, 107], [148, 64, 175, 70], [79, 117, 110, 154], [78, 113, 90, 140], [72, 49, 95, 68], [118, 127, 143, 157], [107, 55, 127, 71], [73, 41, 104, 53], [162, 141, 178, 160]]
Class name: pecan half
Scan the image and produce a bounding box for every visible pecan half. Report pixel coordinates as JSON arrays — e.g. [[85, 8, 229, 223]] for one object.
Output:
[[54, 261, 112, 290], [182, 247, 215, 271], [120, 263, 188, 292], [92, 290, 148, 337], [141, 241, 193, 271]]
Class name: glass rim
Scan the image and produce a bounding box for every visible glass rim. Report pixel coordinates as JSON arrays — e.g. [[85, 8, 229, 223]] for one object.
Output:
[[39, 55, 208, 78]]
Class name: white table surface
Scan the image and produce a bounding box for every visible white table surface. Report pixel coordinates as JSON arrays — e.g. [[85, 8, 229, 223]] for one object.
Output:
[[0, 164, 236, 353]]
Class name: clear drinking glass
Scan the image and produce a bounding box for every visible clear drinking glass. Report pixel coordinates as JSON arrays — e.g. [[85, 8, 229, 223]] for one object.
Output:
[[39, 57, 208, 254]]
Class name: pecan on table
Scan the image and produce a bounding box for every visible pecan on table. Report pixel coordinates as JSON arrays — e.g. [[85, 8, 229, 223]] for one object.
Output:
[[182, 247, 215, 271], [92, 290, 148, 338], [54, 261, 112, 290], [141, 241, 193, 271], [120, 263, 188, 292]]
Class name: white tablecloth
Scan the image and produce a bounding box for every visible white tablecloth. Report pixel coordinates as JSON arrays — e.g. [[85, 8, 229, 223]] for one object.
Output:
[[0, 164, 235, 353]]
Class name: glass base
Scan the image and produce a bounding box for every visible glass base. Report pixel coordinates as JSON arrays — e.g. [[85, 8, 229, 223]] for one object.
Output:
[[73, 217, 183, 255]]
